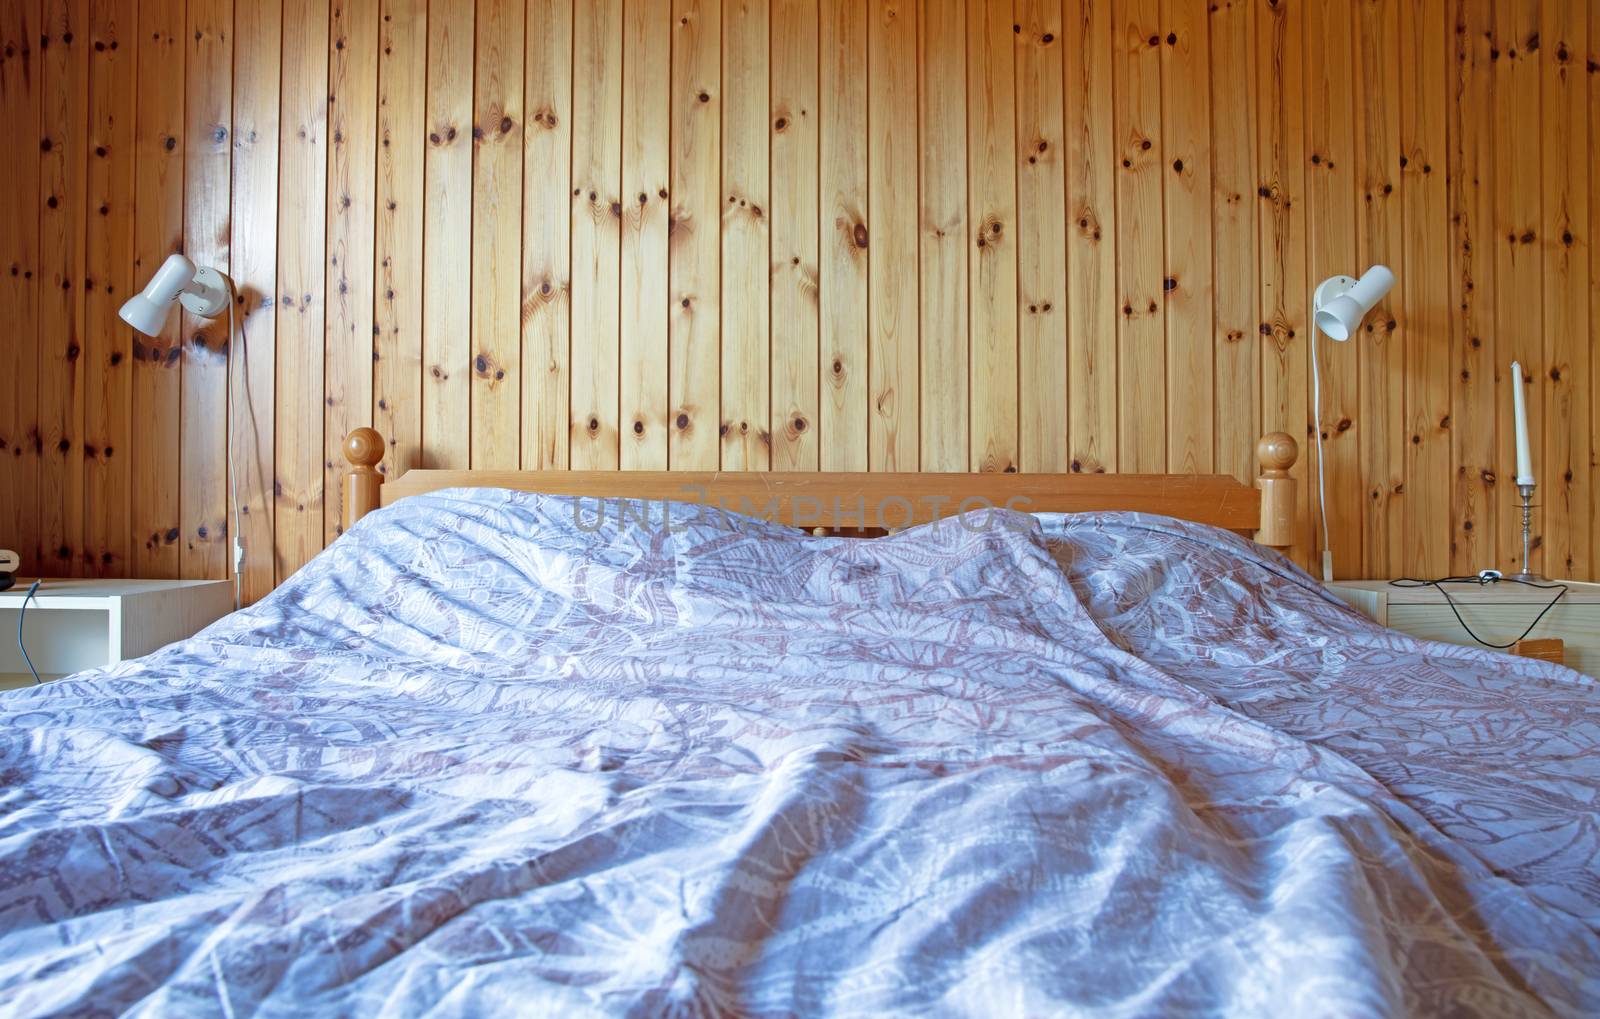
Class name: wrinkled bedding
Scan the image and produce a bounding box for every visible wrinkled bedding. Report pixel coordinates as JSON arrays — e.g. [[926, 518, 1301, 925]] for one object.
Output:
[[0, 489, 1596, 1018]]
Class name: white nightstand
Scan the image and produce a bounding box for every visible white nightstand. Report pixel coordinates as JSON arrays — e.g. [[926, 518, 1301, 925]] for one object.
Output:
[[1325, 579, 1600, 678], [0, 578, 234, 690]]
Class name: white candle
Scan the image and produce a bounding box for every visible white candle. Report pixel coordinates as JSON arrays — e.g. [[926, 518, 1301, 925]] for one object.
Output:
[[1511, 360, 1534, 486]]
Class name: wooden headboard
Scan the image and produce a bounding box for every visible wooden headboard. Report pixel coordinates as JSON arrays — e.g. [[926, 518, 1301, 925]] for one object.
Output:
[[340, 428, 1299, 547]]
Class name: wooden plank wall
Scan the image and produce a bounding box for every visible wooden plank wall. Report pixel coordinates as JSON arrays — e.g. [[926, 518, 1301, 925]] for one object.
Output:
[[2, 0, 1598, 594]]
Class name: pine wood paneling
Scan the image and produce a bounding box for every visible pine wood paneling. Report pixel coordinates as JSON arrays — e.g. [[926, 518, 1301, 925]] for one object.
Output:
[[1448, 0, 1497, 577], [39, 0, 88, 575], [9, 0, 1600, 593], [1209, 0, 1256, 484], [621, 0, 670, 470], [1305, 0, 1361, 578], [818, 0, 867, 472], [966, 0, 1015, 474], [1540, 0, 1589, 579], [230, 0, 279, 602], [1113, 0, 1165, 474], [867, 0, 918, 471], [1065, 0, 1114, 474], [180, 0, 231, 578], [1492, 0, 1544, 575], [771, 0, 820, 471], [131, 0, 183, 578], [376, 0, 426, 479], [1400, 0, 1451, 578], [523, 0, 572, 470], [275, 0, 330, 581], [669, 0, 721, 470], [326, 0, 378, 537], [83, 0, 137, 578], [571, 0, 623, 470], [1353, 0, 1402, 578], [469, 0, 523, 470], [1256, 0, 1311, 568], [917, 0, 966, 473], [720, 0, 770, 470], [1592, 0, 1600, 583], [1015, 0, 1066, 474], [2, 0, 43, 576], [421, 0, 472, 469], [1160, 0, 1212, 476]]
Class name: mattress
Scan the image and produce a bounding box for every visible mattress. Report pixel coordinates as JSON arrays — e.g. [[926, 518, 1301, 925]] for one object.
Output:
[[0, 489, 1595, 1017]]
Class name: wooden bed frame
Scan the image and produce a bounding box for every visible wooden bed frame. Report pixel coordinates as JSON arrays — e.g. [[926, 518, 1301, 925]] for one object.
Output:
[[341, 428, 1300, 547]]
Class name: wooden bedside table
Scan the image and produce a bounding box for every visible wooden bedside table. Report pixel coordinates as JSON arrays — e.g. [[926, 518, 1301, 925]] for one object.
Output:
[[1325, 579, 1600, 678], [0, 578, 234, 690]]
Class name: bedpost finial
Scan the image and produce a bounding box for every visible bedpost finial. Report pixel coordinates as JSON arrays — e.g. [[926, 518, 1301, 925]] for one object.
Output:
[[1257, 432, 1298, 475], [345, 427, 385, 471]]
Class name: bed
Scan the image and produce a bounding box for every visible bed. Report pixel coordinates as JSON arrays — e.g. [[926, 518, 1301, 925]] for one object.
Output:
[[0, 430, 1595, 1017]]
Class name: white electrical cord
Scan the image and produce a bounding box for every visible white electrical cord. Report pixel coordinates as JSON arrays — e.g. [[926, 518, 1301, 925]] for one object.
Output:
[[226, 292, 244, 611], [17, 580, 42, 685], [1311, 329, 1333, 583]]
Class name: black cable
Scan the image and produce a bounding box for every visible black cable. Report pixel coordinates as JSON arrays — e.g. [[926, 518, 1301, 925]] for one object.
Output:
[[1390, 575, 1567, 650], [18, 580, 41, 685]]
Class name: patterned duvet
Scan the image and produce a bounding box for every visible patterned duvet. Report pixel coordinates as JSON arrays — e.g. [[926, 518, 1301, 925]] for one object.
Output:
[[1, 489, 1596, 1018]]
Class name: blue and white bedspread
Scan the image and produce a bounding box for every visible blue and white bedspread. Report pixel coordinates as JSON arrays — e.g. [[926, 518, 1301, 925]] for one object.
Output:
[[1, 489, 1596, 1017]]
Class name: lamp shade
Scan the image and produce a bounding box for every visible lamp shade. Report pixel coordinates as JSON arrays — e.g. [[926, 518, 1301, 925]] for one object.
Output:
[[1313, 264, 1395, 341], [118, 293, 173, 336]]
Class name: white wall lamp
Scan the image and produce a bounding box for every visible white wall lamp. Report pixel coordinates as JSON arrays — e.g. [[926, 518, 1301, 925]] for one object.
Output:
[[1311, 264, 1395, 583], [120, 253, 245, 608], [119, 253, 232, 334]]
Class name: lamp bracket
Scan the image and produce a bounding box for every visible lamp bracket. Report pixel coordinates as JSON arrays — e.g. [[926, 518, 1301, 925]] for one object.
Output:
[[178, 266, 231, 318], [1312, 274, 1357, 312]]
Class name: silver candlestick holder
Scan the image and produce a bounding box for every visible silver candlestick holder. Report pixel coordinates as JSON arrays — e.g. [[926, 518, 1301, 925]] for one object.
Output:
[[1511, 483, 1546, 582]]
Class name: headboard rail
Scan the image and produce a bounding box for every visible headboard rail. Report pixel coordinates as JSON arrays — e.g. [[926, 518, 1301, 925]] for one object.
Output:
[[342, 429, 1299, 548]]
